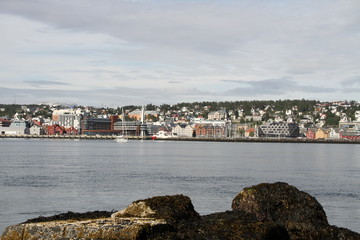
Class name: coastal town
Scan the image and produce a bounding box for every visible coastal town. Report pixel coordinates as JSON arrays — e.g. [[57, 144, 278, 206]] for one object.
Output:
[[0, 100, 360, 140]]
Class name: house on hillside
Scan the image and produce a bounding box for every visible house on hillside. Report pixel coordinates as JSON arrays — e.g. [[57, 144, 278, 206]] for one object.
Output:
[[245, 115, 262, 122], [208, 110, 227, 120]]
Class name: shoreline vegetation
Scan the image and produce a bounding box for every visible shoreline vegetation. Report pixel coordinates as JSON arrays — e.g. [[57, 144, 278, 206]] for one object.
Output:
[[1, 134, 359, 144]]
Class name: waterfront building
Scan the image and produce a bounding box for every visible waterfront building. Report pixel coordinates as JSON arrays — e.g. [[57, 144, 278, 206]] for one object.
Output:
[[194, 124, 226, 138], [339, 121, 360, 130], [315, 128, 330, 139], [52, 108, 84, 131], [172, 124, 194, 137], [0, 118, 11, 127], [258, 123, 300, 138], [305, 128, 317, 139], [0, 120, 28, 135], [340, 129, 360, 140], [328, 128, 341, 139], [47, 124, 66, 135], [81, 118, 117, 135], [113, 120, 147, 136], [29, 125, 45, 135]]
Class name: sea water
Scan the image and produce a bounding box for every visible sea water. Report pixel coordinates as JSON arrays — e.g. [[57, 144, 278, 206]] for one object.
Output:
[[0, 138, 359, 233]]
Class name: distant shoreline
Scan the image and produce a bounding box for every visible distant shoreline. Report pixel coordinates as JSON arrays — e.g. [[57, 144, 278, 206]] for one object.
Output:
[[1, 134, 359, 144]]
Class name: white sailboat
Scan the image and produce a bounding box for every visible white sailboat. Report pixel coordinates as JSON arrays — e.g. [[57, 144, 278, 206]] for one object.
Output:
[[115, 108, 128, 143]]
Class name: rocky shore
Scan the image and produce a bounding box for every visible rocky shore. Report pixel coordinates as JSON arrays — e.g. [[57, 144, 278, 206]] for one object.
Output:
[[1, 182, 359, 240]]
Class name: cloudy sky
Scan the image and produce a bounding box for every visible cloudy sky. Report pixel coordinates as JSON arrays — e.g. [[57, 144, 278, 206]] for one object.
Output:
[[0, 0, 359, 107]]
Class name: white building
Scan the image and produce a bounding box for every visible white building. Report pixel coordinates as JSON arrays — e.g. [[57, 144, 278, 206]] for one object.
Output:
[[208, 110, 227, 120], [30, 125, 45, 135], [172, 124, 194, 137], [0, 120, 28, 135], [328, 128, 340, 139], [355, 111, 360, 121], [52, 108, 84, 130], [245, 115, 262, 122]]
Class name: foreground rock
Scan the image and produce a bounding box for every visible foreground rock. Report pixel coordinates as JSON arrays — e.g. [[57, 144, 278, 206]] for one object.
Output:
[[1, 182, 359, 240], [232, 182, 328, 224]]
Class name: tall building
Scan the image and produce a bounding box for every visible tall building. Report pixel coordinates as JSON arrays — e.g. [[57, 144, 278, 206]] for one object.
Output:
[[52, 108, 84, 130]]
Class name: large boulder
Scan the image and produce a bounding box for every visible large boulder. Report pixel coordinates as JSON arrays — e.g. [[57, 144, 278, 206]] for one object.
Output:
[[169, 211, 290, 240], [232, 182, 328, 224], [0, 218, 170, 240], [112, 194, 200, 225]]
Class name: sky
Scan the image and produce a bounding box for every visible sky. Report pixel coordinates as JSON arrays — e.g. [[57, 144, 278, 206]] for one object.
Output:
[[0, 0, 359, 107]]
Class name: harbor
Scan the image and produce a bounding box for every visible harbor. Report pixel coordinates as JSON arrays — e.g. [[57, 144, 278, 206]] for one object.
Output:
[[1, 134, 359, 144], [0, 134, 149, 140]]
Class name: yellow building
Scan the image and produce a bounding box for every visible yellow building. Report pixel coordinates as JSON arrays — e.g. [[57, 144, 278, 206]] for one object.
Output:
[[315, 128, 330, 139]]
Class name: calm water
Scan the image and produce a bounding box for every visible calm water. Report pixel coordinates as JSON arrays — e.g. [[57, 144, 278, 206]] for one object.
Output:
[[0, 139, 359, 233]]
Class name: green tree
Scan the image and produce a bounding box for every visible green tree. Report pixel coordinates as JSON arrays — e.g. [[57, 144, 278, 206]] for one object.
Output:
[[325, 111, 340, 126]]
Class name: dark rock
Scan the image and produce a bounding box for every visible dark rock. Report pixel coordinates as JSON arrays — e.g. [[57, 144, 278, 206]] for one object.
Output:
[[285, 222, 360, 240], [112, 194, 200, 225], [173, 211, 291, 240], [232, 182, 328, 224], [23, 210, 114, 223]]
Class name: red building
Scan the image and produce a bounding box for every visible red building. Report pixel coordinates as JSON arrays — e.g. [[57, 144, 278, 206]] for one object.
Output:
[[340, 131, 360, 140], [305, 128, 316, 139], [0, 118, 11, 127], [194, 124, 225, 137], [47, 124, 66, 135]]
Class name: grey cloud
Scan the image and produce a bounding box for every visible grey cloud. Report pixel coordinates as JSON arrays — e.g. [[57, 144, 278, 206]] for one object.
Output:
[[343, 88, 360, 93], [221, 80, 245, 83], [114, 87, 214, 97], [223, 78, 337, 96], [2, 0, 356, 56], [0, 86, 215, 107], [24, 80, 71, 86], [341, 77, 360, 87]]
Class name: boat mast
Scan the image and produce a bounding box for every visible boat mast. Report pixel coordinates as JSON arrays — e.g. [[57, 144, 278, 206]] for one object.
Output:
[[122, 108, 125, 136], [140, 106, 145, 137]]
